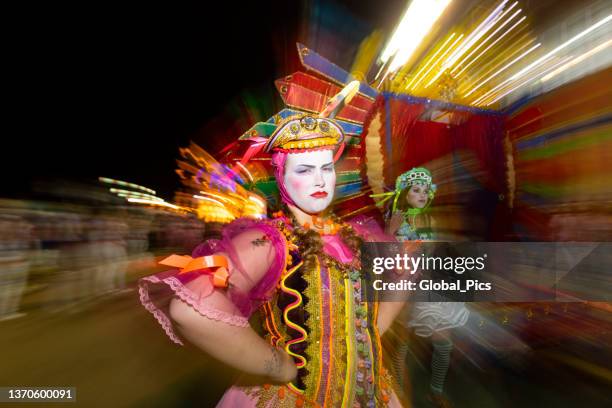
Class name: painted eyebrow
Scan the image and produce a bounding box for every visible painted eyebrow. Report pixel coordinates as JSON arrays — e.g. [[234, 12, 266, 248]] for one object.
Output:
[[295, 162, 334, 169]]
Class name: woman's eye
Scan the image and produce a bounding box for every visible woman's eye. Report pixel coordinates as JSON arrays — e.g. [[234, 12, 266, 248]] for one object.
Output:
[[296, 168, 312, 174], [323, 167, 334, 172]]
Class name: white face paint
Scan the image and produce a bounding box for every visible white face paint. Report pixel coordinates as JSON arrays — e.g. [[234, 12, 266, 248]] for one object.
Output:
[[283, 149, 336, 214]]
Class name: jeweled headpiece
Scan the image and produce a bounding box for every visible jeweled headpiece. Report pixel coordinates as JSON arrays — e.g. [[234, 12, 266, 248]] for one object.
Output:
[[264, 114, 344, 153], [265, 80, 360, 158], [396, 167, 435, 191]]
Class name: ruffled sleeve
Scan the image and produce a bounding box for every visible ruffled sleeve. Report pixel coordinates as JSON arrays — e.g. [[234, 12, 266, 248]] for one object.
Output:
[[138, 218, 287, 345]]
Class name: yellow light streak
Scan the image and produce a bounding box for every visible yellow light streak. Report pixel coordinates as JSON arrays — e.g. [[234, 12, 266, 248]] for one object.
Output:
[[248, 195, 266, 209], [193, 195, 224, 206], [380, 0, 453, 74], [199, 191, 234, 203], [442, 0, 509, 70], [451, 5, 522, 75], [455, 15, 526, 77], [405, 33, 456, 90], [418, 34, 465, 89], [465, 42, 541, 98]]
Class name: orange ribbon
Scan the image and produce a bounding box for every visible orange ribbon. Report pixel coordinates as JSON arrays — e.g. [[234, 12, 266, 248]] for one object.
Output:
[[159, 254, 230, 288]]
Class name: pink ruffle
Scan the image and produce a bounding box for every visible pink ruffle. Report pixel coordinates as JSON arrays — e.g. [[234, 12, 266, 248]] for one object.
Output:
[[139, 274, 250, 345], [139, 218, 287, 345]]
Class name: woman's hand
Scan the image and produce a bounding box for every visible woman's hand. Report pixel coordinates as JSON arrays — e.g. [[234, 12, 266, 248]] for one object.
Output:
[[266, 347, 298, 383]]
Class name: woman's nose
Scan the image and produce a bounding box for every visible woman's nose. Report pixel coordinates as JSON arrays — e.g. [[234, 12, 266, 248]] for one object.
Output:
[[314, 170, 325, 187]]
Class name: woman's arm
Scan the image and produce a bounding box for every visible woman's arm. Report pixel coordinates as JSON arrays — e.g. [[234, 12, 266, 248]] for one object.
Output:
[[167, 226, 296, 382], [170, 293, 297, 383]]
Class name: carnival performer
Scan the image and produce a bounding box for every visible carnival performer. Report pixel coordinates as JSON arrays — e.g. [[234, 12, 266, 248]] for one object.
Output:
[[379, 167, 469, 408], [138, 82, 406, 407]]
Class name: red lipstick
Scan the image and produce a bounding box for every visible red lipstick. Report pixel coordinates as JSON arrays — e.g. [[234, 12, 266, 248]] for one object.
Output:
[[310, 191, 328, 198]]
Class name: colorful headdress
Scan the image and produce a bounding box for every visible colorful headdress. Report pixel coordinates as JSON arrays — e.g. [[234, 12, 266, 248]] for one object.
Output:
[[263, 80, 360, 160], [371, 167, 437, 214]]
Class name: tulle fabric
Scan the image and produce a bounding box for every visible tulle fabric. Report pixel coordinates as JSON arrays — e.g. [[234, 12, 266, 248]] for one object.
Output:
[[138, 218, 287, 345], [407, 300, 470, 337]]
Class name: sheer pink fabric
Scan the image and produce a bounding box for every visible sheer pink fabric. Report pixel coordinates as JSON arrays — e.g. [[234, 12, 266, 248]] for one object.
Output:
[[138, 218, 287, 345], [321, 234, 354, 263], [348, 214, 396, 242]]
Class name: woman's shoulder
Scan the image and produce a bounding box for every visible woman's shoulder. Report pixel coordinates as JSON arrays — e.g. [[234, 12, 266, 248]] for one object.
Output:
[[138, 217, 290, 344]]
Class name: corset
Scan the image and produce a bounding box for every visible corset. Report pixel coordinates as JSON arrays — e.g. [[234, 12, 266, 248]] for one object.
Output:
[[258, 233, 392, 407]]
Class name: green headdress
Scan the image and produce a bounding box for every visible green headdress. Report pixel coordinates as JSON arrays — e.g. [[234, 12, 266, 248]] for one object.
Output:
[[371, 167, 437, 214]]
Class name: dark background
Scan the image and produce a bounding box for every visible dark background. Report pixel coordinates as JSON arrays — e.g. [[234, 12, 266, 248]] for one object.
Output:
[[5, 0, 407, 200]]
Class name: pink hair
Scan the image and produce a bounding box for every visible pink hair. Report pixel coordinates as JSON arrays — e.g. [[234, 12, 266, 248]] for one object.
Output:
[[271, 152, 296, 206]]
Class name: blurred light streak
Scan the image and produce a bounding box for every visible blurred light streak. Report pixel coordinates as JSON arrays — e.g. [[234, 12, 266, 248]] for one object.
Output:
[[405, 33, 457, 90], [199, 191, 234, 203], [454, 15, 526, 78], [440, 0, 509, 71], [380, 0, 453, 74], [405, 33, 456, 89], [509, 14, 612, 82], [127, 198, 180, 209], [540, 39, 612, 82], [483, 56, 573, 105], [419, 34, 465, 88], [470, 54, 554, 105], [451, 2, 521, 75], [458, 34, 534, 94], [465, 42, 541, 98], [453, 7, 523, 77], [192, 195, 224, 206], [248, 195, 266, 209], [98, 177, 156, 195], [235, 162, 254, 183], [110, 188, 162, 202], [117, 192, 164, 202]]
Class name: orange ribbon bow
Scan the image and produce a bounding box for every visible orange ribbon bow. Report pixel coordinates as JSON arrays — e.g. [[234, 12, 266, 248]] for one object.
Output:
[[159, 254, 230, 288]]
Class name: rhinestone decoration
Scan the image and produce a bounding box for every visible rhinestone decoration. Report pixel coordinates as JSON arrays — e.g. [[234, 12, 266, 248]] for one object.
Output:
[[289, 123, 301, 135], [319, 120, 330, 133], [300, 115, 317, 130]]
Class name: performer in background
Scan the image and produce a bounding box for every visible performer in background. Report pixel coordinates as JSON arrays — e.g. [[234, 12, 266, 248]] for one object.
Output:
[[139, 82, 406, 407], [381, 167, 469, 408]]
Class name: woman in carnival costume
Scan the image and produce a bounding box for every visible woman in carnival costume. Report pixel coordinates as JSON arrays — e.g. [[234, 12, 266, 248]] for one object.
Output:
[[138, 82, 406, 407], [374, 168, 469, 408]]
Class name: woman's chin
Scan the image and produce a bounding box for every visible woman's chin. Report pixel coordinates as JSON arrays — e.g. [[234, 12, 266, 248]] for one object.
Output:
[[301, 201, 331, 214]]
